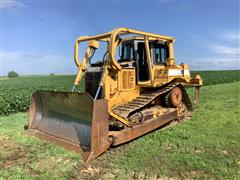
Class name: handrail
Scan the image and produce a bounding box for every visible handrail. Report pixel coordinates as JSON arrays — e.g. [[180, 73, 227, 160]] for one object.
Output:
[[74, 27, 175, 69], [72, 27, 175, 86]]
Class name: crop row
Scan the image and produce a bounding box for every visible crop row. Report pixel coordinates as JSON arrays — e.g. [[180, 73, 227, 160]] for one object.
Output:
[[0, 70, 239, 115], [0, 75, 81, 115], [191, 70, 240, 86]]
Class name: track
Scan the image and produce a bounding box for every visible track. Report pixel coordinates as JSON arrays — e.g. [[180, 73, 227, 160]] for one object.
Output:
[[112, 82, 192, 119]]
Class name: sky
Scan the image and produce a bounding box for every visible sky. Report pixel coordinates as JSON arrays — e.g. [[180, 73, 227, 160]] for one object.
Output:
[[0, 0, 239, 76]]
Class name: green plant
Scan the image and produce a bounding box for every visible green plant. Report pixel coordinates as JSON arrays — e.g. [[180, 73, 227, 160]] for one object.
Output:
[[8, 71, 19, 78], [0, 75, 80, 115], [191, 70, 240, 86], [0, 70, 239, 115]]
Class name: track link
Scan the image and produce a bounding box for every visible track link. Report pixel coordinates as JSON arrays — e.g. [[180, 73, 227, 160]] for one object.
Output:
[[112, 82, 192, 119]]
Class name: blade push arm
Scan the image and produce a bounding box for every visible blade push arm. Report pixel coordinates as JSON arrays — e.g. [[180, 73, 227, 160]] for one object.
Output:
[[73, 40, 99, 86]]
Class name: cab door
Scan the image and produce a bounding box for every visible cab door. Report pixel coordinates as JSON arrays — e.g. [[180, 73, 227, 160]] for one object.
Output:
[[134, 41, 150, 83]]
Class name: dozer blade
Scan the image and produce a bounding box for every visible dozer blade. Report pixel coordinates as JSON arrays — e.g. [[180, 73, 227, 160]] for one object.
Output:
[[26, 90, 111, 162]]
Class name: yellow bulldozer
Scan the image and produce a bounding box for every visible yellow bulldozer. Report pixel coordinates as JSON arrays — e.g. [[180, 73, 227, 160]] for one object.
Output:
[[26, 28, 203, 162]]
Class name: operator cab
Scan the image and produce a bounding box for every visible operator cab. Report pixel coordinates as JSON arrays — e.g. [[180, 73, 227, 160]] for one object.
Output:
[[118, 40, 169, 83]]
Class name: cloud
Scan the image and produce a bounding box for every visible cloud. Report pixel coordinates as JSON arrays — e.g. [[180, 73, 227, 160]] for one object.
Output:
[[0, 0, 25, 11], [185, 30, 240, 70], [1, 51, 76, 76], [220, 30, 240, 42], [188, 56, 239, 70], [211, 44, 240, 55], [20, 53, 44, 59]]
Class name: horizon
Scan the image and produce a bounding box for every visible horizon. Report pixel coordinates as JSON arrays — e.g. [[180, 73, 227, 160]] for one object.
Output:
[[1, 69, 240, 78], [1, 0, 239, 76]]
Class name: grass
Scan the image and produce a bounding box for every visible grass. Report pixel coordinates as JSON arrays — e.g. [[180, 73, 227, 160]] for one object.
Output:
[[0, 81, 239, 179]]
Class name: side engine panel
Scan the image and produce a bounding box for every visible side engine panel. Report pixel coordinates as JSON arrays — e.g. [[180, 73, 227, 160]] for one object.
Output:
[[118, 68, 136, 91]]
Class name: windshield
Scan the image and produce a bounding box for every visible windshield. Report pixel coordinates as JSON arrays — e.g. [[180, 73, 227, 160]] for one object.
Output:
[[121, 42, 134, 60]]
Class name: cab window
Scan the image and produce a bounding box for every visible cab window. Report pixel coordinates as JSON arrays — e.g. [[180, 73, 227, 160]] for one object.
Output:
[[153, 43, 169, 65], [121, 42, 134, 60]]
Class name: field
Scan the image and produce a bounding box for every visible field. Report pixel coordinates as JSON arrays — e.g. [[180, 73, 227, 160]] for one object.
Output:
[[0, 75, 80, 115], [0, 70, 239, 116], [0, 70, 240, 179], [191, 70, 240, 86]]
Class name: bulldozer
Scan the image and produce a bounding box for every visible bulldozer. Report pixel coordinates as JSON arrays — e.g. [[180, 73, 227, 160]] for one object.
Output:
[[26, 28, 203, 162]]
